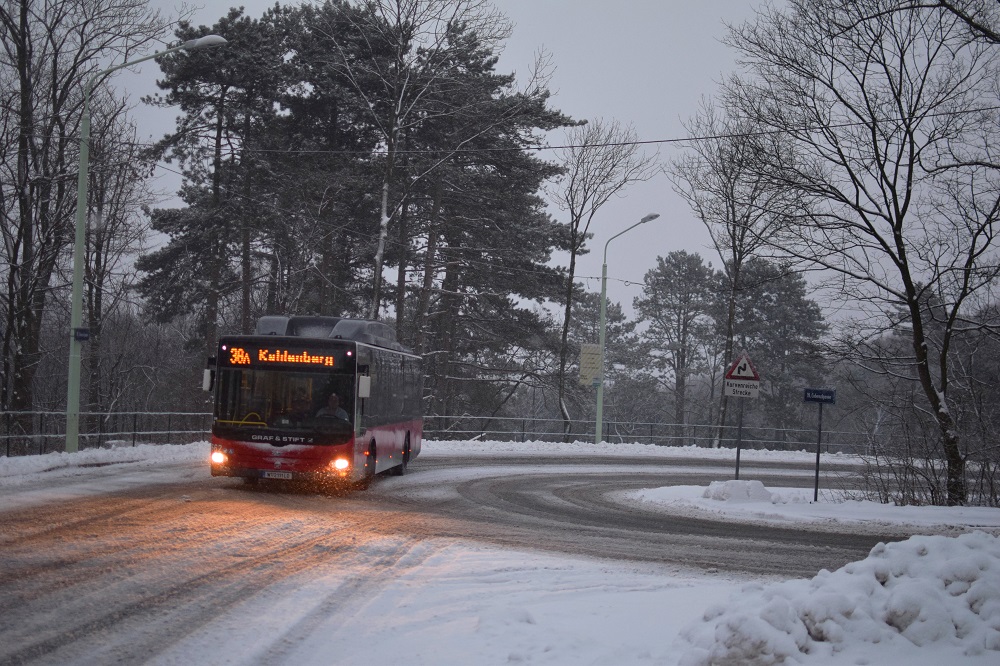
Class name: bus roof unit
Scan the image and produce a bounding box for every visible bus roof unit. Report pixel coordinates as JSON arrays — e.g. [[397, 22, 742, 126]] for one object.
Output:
[[253, 315, 410, 352]]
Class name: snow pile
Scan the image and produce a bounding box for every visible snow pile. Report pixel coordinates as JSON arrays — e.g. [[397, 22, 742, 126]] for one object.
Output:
[[0, 441, 208, 484], [421, 438, 836, 464], [677, 531, 1000, 665], [702, 479, 773, 503], [631, 482, 1000, 534]]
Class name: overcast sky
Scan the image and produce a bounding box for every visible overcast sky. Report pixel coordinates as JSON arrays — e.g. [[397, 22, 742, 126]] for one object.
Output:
[[138, 1, 761, 314]]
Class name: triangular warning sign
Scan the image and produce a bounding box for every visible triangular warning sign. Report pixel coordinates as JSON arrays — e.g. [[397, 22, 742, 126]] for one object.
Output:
[[725, 353, 760, 381]]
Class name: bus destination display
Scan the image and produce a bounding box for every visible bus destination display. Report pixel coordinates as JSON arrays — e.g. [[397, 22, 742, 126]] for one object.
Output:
[[220, 343, 346, 368]]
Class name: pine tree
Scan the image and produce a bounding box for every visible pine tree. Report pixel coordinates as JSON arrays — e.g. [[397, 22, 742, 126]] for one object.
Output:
[[138, 7, 291, 354], [635, 251, 715, 429], [713, 258, 827, 435]]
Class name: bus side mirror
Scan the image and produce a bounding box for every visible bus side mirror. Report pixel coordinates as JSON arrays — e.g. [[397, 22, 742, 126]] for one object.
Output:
[[203, 356, 216, 392], [358, 375, 371, 399]]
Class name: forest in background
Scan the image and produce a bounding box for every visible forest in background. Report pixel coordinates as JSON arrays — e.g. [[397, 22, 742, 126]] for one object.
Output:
[[3, 0, 1000, 505]]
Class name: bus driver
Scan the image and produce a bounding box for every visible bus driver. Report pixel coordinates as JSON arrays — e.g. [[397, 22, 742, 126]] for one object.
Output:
[[316, 393, 349, 420]]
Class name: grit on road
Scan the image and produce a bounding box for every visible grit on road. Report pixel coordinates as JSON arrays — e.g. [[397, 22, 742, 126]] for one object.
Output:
[[0, 453, 892, 664]]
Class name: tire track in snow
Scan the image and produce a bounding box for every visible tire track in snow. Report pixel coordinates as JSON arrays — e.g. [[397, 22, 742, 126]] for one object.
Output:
[[0, 452, 889, 664], [0, 482, 420, 664], [244, 538, 442, 665]]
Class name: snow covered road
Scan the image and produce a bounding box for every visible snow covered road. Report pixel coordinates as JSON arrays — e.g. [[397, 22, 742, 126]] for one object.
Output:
[[2, 441, 998, 664], [375, 457, 892, 576]]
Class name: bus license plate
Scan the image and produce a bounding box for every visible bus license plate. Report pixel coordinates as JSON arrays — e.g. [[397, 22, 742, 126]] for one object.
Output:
[[263, 471, 293, 480]]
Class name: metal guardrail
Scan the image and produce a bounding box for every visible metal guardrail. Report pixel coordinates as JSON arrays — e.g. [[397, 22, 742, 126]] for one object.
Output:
[[1, 411, 212, 457], [1, 411, 866, 457], [421, 415, 869, 454]]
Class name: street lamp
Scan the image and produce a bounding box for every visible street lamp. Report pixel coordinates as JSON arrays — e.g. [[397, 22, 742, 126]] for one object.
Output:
[[595, 212, 659, 444], [66, 35, 227, 453]]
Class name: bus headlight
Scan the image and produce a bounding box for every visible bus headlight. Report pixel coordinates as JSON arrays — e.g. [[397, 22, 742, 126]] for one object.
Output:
[[331, 458, 350, 471], [211, 451, 227, 465]]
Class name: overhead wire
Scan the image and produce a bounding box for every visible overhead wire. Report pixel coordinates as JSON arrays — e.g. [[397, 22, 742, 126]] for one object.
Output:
[[36, 101, 1000, 156], [123, 101, 1000, 290]]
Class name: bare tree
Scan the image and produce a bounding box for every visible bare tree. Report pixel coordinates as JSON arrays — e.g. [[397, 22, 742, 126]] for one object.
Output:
[[549, 118, 657, 438], [935, 0, 1000, 42], [668, 100, 794, 446], [0, 0, 166, 414], [724, 0, 1000, 504], [79, 90, 154, 418]]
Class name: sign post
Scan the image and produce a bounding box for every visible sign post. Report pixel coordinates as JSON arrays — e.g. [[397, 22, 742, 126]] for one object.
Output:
[[804, 388, 836, 501], [724, 353, 760, 479]]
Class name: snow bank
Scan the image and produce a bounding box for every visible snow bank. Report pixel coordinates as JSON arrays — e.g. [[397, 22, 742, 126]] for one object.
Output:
[[703, 479, 773, 503], [420, 438, 843, 464], [631, 481, 1000, 534], [0, 441, 209, 484], [677, 531, 1000, 665]]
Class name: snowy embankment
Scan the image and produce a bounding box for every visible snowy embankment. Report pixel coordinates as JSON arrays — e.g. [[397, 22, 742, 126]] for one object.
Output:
[[2, 439, 999, 665], [0, 439, 207, 481], [629, 478, 1000, 534], [678, 530, 1000, 664]]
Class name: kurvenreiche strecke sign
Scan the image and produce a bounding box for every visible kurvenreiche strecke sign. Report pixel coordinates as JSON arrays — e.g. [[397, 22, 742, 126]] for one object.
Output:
[[723, 353, 760, 399]]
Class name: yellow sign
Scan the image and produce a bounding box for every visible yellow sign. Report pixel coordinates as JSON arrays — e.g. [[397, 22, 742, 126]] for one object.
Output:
[[579, 343, 601, 386], [257, 348, 336, 367], [229, 347, 251, 365], [226, 346, 336, 367]]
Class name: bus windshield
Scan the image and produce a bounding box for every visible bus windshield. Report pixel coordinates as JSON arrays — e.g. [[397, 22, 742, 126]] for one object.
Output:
[[214, 367, 355, 440]]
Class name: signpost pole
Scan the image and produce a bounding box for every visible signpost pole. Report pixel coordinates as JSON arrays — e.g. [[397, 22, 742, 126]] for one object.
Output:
[[735, 399, 744, 480], [814, 402, 823, 502], [804, 388, 835, 502], [723, 353, 760, 480]]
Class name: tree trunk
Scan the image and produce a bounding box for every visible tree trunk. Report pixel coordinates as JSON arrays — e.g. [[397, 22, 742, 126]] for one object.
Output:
[[241, 222, 252, 333], [557, 224, 581, 440], [205, 89, 226, 362], [7, 0, 37, 413], [715, 270, 738, 448], [431, 259, 461, 417], [240, 112, 254, 334], [369, 125, 398, 320], [907, 291, 967, 505], [674, 346, 686, 442], [414, 180, 442, 355], [320, 217, 334, 316], [86, 206, 105, 426], [394, 204, 409, 339]]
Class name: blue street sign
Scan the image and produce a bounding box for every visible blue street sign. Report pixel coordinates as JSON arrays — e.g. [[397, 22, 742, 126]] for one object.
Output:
[[804, 388, 836, 404]]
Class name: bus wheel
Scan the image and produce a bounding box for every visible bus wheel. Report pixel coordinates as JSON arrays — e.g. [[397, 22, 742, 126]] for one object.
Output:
[[356, 443, 377, 490], [391, 435, 410, 477]]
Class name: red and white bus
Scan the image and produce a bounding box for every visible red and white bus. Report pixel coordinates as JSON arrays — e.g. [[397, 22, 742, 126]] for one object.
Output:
[[207, 316, 422, 489]]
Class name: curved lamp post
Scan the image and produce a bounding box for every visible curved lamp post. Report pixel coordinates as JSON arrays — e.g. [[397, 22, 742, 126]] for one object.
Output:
[[595, 212, 659, 444], [66, 35, 227, 453]]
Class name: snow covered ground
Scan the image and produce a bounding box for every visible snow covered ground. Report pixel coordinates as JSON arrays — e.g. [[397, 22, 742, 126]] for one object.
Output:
[[2, 439, 999, 665]]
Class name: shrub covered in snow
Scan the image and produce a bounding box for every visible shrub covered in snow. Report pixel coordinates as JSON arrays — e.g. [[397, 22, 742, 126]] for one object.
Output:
[[677, 531, 1000, 665]]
